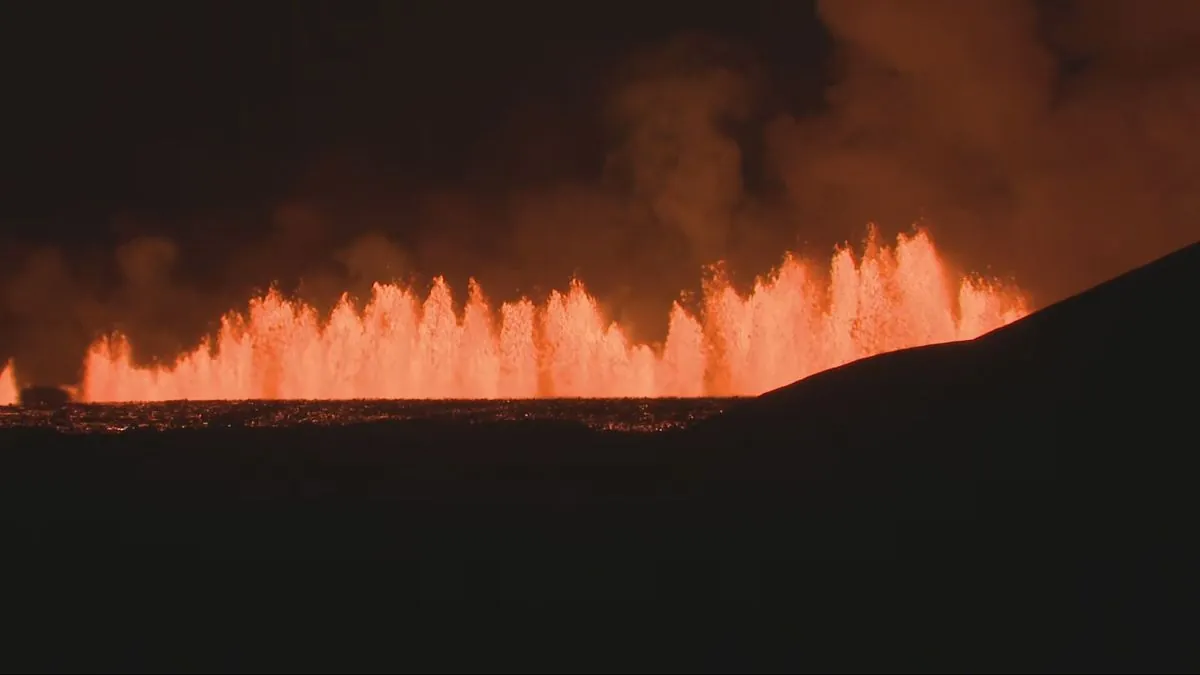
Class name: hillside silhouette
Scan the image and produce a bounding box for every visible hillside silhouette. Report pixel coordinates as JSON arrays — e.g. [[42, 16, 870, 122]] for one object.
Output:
[[692, 237, 1198, 515], [0, 241, 1197, 672]]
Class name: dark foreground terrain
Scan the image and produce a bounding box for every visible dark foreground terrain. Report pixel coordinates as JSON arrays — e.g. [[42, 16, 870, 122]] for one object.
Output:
[[1, 241, 1197, 672]]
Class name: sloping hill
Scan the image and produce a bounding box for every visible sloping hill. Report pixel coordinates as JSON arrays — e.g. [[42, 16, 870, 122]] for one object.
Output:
[[693, 238, 1199, 484], [680, 240, 1200, 669], [687, 239, 1200, 561]]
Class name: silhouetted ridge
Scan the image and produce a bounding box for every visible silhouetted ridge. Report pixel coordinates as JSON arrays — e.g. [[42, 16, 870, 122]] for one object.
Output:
[[691, 239, 1200, 483]]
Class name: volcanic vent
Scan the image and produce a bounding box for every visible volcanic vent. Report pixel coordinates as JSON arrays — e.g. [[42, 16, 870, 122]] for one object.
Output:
[[80, 228, 1026, 403]]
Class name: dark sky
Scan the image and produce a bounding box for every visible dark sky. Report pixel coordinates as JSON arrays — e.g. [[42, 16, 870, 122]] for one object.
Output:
[[0, 1, 824, 236], [2, 0, 1200, 384]]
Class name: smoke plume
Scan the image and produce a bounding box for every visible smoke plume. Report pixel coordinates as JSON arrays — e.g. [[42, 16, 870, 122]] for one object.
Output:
[[769, 0, 1200, 298]]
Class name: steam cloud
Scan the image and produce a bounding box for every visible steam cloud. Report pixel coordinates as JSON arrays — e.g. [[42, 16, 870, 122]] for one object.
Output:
[[3, 0, 1200, 386]]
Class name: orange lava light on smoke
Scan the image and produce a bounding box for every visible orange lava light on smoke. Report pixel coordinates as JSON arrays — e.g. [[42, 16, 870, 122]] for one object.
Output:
[[81, 228, 1029, 402], [0, 361, 17, 406]]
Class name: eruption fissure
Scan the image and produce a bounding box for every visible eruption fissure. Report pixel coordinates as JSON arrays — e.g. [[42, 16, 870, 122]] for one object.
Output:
[[78, 228, 1027, 402]]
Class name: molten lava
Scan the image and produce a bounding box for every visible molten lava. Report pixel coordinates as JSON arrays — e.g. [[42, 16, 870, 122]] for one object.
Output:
[[81, 229, 1028, 402], [0, 361, 17, 406]]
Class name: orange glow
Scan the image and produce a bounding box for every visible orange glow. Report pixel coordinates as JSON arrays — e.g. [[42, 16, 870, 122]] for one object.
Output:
[[0, 361, 17, 406], [81, 228, 1028, 402]]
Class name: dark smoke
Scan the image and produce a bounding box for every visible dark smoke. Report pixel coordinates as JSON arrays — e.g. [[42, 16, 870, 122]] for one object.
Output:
[[769, 0, 1200, 297], [604, 33, 758, 266], [3, 1, 1200, 386]]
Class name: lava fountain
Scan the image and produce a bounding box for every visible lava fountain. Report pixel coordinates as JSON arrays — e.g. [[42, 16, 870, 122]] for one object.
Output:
[[0, 361, 17, 406], [81, 228, 1028, 402]]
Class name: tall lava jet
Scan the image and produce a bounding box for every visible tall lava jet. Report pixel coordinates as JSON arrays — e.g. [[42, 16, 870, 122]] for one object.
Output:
[[0, 361, 17, 406], [82, 228, 1026, 402]]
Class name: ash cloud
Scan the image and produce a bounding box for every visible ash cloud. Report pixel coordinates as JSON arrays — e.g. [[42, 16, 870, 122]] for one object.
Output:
[[769, 0, 1200, 299], [2, 247, 104, 386], [3, 1, 1200, 386], [604, 34, 757, 267]]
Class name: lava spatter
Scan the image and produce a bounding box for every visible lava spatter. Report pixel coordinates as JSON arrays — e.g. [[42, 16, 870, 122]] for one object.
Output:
[[0, 361, 17, 406], [81, 228, 1028, 402]]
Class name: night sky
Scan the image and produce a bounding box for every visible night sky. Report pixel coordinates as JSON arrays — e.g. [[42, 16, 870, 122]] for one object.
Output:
[[2, 0, 1199, 384], [0, 2, 825, 238]]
